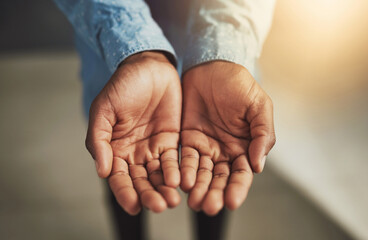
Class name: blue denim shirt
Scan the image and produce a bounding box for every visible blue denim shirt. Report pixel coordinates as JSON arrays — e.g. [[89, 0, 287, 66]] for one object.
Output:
[[54, 0, 275, 114]]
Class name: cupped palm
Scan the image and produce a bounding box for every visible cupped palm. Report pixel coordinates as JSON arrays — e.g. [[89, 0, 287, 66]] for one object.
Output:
[[86, 52, 182, 215], [180, 61, 275, 216]]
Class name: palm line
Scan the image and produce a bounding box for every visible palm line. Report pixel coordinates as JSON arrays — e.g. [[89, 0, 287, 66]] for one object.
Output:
[[209, 71, 233, 135], [187, 109, 251, 141], [112, 130, 179, 152]]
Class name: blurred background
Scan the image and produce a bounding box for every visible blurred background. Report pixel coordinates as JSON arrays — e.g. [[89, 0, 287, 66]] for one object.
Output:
[[0, 0, 367, 239]]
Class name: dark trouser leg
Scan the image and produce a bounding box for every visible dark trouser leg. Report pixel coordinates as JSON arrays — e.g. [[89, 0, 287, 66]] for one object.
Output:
[[106, 184, 146, 240], [194, 209, 228, 240]]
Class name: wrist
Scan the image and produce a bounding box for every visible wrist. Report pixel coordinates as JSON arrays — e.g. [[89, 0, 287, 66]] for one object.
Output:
[[120, 51, 172, 67]]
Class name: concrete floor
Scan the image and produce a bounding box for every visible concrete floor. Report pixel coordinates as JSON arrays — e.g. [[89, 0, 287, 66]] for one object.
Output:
[[0, 52, 352, 240]]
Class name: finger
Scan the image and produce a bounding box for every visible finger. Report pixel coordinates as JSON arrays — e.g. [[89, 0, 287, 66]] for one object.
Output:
[[85, 102, 116, 178], [130, 164, 167, 213], [188, 156, 213, 211], [146, 160, 181, 208], [108, 157, 141, 215], [160, 149, 180, 188], [248, 97, 276, 173], [202, 161, 230, 216], [180, 147, 200, 192], [225, 155, 253, 210]]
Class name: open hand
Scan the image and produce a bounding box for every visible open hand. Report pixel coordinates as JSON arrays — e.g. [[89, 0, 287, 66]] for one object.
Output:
[[180, 61, 276, 216], [85, 52, 182, 215]]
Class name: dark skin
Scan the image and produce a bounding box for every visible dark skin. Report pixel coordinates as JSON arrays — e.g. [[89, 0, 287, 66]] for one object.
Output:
[[85, 51, 275, 215], [86, 52, 182, 214], [181, 61, 276, 215]]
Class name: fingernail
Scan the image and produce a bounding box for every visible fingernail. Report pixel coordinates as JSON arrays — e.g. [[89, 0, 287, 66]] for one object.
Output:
[[260, 155, 267, 171]]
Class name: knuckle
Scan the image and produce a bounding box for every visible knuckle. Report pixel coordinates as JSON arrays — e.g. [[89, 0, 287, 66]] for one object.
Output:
[[162, 156, 178, 163], [182, 153, 199, 159], [213, 172, 229, 178], [110, 170, 129, 177], [180, 165, 197, 172]]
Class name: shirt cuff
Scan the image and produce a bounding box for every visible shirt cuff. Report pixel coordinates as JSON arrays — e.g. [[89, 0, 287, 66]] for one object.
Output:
[[182, 23, 258, 74], [98, 10, 176, 73]]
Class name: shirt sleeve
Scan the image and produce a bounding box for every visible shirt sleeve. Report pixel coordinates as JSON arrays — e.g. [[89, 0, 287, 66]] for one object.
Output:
[[182, 0, 276, 74], [53, 0, 176, 73]]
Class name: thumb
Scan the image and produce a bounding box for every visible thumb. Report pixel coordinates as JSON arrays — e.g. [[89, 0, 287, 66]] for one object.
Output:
[[247, 97, 276, 173], [85, 98, 116, 178]]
